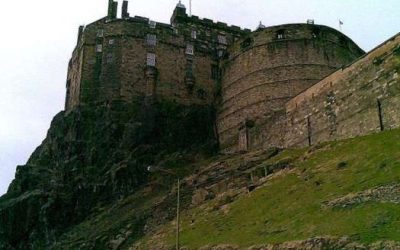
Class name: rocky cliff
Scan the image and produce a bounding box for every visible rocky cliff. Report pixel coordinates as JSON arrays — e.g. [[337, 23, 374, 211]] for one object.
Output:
[[0, 100, 217, 249]]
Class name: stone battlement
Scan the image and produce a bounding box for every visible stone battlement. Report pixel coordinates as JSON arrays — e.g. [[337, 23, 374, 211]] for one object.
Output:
[[173, 14, 251, 33]]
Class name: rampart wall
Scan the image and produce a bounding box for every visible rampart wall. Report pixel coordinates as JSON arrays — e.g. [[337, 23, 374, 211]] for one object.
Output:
[[286, 33, 400, 147]]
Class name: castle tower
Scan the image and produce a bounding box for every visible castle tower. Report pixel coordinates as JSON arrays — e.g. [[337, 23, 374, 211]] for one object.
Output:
[[217, 24, 365, 151]]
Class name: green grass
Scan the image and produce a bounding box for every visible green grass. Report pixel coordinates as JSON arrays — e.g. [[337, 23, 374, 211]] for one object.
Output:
[[162, 129, 400, 248]]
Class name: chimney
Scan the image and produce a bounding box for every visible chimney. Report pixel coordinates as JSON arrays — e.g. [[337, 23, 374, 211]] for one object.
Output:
[[122, 1, 129, 19], [107, 0, 118, 19], [107, 0, 113, 18], [112, 1, 118, 18]]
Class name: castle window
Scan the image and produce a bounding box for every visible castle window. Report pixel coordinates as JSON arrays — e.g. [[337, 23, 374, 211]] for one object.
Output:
[[146, 53, 156, 66], [146, 34, 157, 46], [106, 53, 113, 63], [97, 29, 104, 37], [218, 35, 227, 45], [96, 44, 103, 53], [277, 30, 285, 39], [191, 30, 197, 39], [149, 20, 156, 29], [186, 44, 194, 55], [109, 39, 115, 45]]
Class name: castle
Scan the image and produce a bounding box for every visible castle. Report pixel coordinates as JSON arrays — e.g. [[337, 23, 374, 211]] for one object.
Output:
[[66, 0, 400, 152]]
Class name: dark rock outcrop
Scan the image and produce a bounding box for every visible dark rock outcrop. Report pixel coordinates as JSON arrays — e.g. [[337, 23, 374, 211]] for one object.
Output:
[[0, 100, 217, 249]]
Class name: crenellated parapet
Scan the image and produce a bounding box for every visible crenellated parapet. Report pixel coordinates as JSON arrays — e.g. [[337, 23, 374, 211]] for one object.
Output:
[[171, 4, 250, 34]]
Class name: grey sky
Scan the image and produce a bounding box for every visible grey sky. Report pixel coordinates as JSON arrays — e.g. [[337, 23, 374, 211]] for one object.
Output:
[[0, 0, 399, 195]]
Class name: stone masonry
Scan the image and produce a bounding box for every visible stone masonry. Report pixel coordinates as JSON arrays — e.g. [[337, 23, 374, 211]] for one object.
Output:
[[65, 1, 400, 152], [217, 24, 364, 151], [286, 33, 400, 147], [65, 0, 249, 110]]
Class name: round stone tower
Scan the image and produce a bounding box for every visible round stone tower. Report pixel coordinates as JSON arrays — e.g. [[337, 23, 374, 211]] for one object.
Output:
[[217, 24, 364, 151]]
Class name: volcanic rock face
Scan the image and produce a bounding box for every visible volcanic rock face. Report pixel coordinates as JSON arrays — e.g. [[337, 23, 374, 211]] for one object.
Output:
[[0, 100, 217, 249]]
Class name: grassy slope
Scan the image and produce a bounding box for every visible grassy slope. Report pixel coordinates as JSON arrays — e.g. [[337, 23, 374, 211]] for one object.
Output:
[[155, 129, 400, 248]]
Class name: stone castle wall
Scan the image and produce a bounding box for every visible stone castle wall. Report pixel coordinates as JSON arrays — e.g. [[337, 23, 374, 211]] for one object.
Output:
[[64, 1, 400, 153], [217, 24, 364, 151], [285, 33, 400, 147]]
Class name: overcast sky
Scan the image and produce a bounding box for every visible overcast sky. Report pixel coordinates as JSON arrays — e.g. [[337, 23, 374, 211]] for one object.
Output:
[[0, 0, 399, 195]]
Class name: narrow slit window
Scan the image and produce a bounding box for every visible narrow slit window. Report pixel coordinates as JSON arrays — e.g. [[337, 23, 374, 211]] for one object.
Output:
[[96, 44, 103, 53], [186, 44, 194, 55], [191, 30, 197, 39], [146, 53, 156, 66], [146, 34, 157, 46], [106, 53, 113, 63], [97, 29, 104, 37], [218, 35, 227, 45]]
